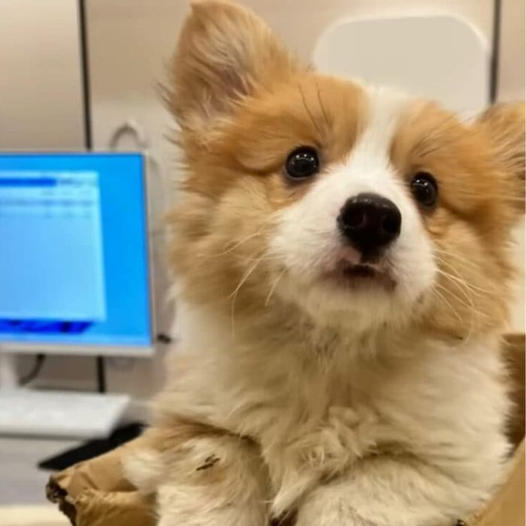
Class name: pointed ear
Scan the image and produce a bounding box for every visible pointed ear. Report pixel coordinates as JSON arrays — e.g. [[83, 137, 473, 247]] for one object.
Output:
[[477, 102, 525, 212], [169, 0, 299, 134]]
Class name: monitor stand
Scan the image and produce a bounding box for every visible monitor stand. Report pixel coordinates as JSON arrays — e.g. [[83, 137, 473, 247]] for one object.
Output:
[[0, 351, 19, 390]]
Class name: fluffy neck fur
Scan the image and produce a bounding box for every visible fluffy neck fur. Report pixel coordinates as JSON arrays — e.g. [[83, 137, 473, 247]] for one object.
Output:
[[159, 293, 510, 516]]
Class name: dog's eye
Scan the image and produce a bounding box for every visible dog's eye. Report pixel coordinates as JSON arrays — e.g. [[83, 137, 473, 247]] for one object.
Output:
[[285, 147, 319, 180], [410, 172, 438, 208]]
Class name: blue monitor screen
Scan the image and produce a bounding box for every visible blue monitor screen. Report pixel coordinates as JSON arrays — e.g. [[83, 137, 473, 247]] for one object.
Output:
[[0, 152, 152, 353]]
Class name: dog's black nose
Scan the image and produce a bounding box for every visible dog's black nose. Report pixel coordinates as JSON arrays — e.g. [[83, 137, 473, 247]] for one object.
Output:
[[338, 193, 401, 257]]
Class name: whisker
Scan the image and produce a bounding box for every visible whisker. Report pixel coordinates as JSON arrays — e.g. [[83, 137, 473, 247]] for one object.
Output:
[[433, 253, 494, 296], [298, 82, 323, 136], [433, 249, 497, 296], [435, 267, 475, 301], [431, 286, 465, 324], [315, 81, 330, 129], [208, 230, 264, 258], [431, 283, 477, 344], [433, 278, 475, 314], [433, 247, 481, 270], [229, 256, 266, 301], [435, 265, 492, 296], [244, 255, 284, 263], [229, 251, 268, 335], [202, 216, 278, 260], [265, 268, 287, 306]]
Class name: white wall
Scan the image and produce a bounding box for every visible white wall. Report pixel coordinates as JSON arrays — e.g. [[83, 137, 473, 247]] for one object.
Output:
[[8, 0, 524, 406], [0, 0, 84, 149], [499, 0, 526, 101]]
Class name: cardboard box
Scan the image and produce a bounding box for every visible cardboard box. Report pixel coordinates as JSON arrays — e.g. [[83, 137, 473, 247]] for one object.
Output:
[[47, 335, 525, 526]]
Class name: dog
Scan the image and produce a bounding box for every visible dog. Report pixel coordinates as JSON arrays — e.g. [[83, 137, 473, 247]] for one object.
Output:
[[124, 2, 525, 525]]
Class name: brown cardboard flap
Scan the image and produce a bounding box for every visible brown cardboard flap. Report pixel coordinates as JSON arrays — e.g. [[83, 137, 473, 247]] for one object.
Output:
[[74, 490, 154, 526], [467, 442, 525, 526], [47, 436, 155, 526], [503, 334, 525, 446]]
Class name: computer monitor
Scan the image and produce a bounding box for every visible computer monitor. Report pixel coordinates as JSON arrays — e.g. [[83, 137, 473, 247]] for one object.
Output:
[[0, 152, 154, 356]]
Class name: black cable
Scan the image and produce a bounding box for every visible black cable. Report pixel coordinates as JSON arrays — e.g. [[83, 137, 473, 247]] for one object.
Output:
[[78, 0, 106, 393], [96, 356, 106, 393], [20, 354, 46, 386], [157, 333, 173, 344], [490, 0, 502, 102], [78, 0, 92, 149]]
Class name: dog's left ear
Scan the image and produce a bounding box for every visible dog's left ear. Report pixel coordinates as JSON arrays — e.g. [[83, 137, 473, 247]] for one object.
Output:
[[477, 102, 525, 213], [169, 0, 299, 136]]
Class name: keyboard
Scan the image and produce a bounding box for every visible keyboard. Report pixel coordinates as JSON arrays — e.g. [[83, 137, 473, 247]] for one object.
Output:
[[0, 389, 130, 438]]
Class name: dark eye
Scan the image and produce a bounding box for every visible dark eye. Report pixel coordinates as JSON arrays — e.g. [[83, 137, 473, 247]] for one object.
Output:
[[285, 146, 319, 180], [410, 172, 438, 208]]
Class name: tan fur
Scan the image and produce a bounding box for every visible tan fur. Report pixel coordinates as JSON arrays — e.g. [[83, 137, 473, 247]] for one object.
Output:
[[391, 101, 523, 338], [126, 2, 525, 525]]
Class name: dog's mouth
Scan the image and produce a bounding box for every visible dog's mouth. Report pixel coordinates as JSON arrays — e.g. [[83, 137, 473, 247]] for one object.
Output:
[[324, 260, 396, 290]]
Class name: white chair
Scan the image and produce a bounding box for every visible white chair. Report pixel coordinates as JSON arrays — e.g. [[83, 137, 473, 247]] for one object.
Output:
[[313, 15, 491, 113]]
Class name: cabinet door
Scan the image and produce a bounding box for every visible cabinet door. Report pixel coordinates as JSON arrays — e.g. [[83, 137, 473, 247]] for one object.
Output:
[[0, 0, 85, 150]]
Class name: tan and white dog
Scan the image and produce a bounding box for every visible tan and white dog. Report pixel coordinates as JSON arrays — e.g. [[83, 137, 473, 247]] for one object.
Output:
[[125, 2, 525, 525]]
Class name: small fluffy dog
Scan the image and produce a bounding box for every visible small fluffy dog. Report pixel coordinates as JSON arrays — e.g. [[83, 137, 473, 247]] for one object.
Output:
[[125, 2, 525, 525]]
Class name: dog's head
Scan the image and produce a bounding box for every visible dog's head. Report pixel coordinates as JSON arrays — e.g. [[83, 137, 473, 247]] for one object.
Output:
[[168, 1, 524, 339]]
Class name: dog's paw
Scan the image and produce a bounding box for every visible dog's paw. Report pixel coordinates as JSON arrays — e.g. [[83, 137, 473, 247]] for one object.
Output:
[[295, 509, 376, 526], [295, 488, 377, 526]]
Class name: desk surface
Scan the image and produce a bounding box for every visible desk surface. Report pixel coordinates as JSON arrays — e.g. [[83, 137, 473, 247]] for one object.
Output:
[[0, 437, 79, 505]]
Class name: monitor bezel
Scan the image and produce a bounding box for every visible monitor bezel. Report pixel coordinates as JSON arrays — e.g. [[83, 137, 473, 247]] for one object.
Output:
[[0, 151, 156, 358]]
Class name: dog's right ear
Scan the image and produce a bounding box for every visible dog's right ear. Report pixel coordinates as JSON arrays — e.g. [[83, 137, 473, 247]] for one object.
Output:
[[476, 102, 525, 216], [169, 0, 298, 134]]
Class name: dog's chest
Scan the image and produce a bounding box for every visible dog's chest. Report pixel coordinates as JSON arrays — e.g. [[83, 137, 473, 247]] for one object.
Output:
[[173, 307, 507, 455]]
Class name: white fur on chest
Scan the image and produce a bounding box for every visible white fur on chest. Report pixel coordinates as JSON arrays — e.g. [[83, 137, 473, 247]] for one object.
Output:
[[167, 303, 510, 510]]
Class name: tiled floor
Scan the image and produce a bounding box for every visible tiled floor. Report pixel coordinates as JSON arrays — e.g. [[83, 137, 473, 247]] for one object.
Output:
[[0, 437, 79, 505]]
